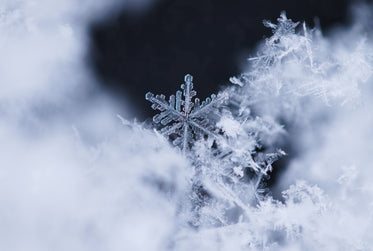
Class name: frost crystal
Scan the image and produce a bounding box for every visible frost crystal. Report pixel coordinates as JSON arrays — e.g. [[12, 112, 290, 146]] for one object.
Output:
[[146, 74, 227, 151], [146, 73, 285, 230]]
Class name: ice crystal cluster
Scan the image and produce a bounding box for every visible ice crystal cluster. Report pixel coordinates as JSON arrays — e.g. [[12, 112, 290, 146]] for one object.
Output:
[[146, 72, 286, 230], [1, 1, 373, 251], [144, 9, 373, 251]]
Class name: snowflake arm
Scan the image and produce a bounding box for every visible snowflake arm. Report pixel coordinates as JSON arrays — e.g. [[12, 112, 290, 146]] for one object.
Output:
[[144, 93, 184, 123], [190, 93, 227, 118]]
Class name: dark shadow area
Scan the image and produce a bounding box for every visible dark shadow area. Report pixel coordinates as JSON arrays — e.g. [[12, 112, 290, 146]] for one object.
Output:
[[89, 0, 352, 119]]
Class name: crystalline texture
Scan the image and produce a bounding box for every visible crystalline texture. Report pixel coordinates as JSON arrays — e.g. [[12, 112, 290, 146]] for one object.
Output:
[[146, 74, 226, 151]]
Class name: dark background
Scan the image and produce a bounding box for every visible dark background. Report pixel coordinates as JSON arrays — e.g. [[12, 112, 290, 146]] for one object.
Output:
[[88, 0, 367, 119]]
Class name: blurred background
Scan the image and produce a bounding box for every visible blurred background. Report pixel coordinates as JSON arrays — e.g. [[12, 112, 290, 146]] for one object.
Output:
[[89, 0, 366, 119], [1, 0, 373, 249]]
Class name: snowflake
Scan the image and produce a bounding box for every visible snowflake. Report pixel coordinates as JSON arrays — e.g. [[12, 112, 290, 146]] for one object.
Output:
[[263, 11, 299, 38], [146, 74, 227, 151]]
